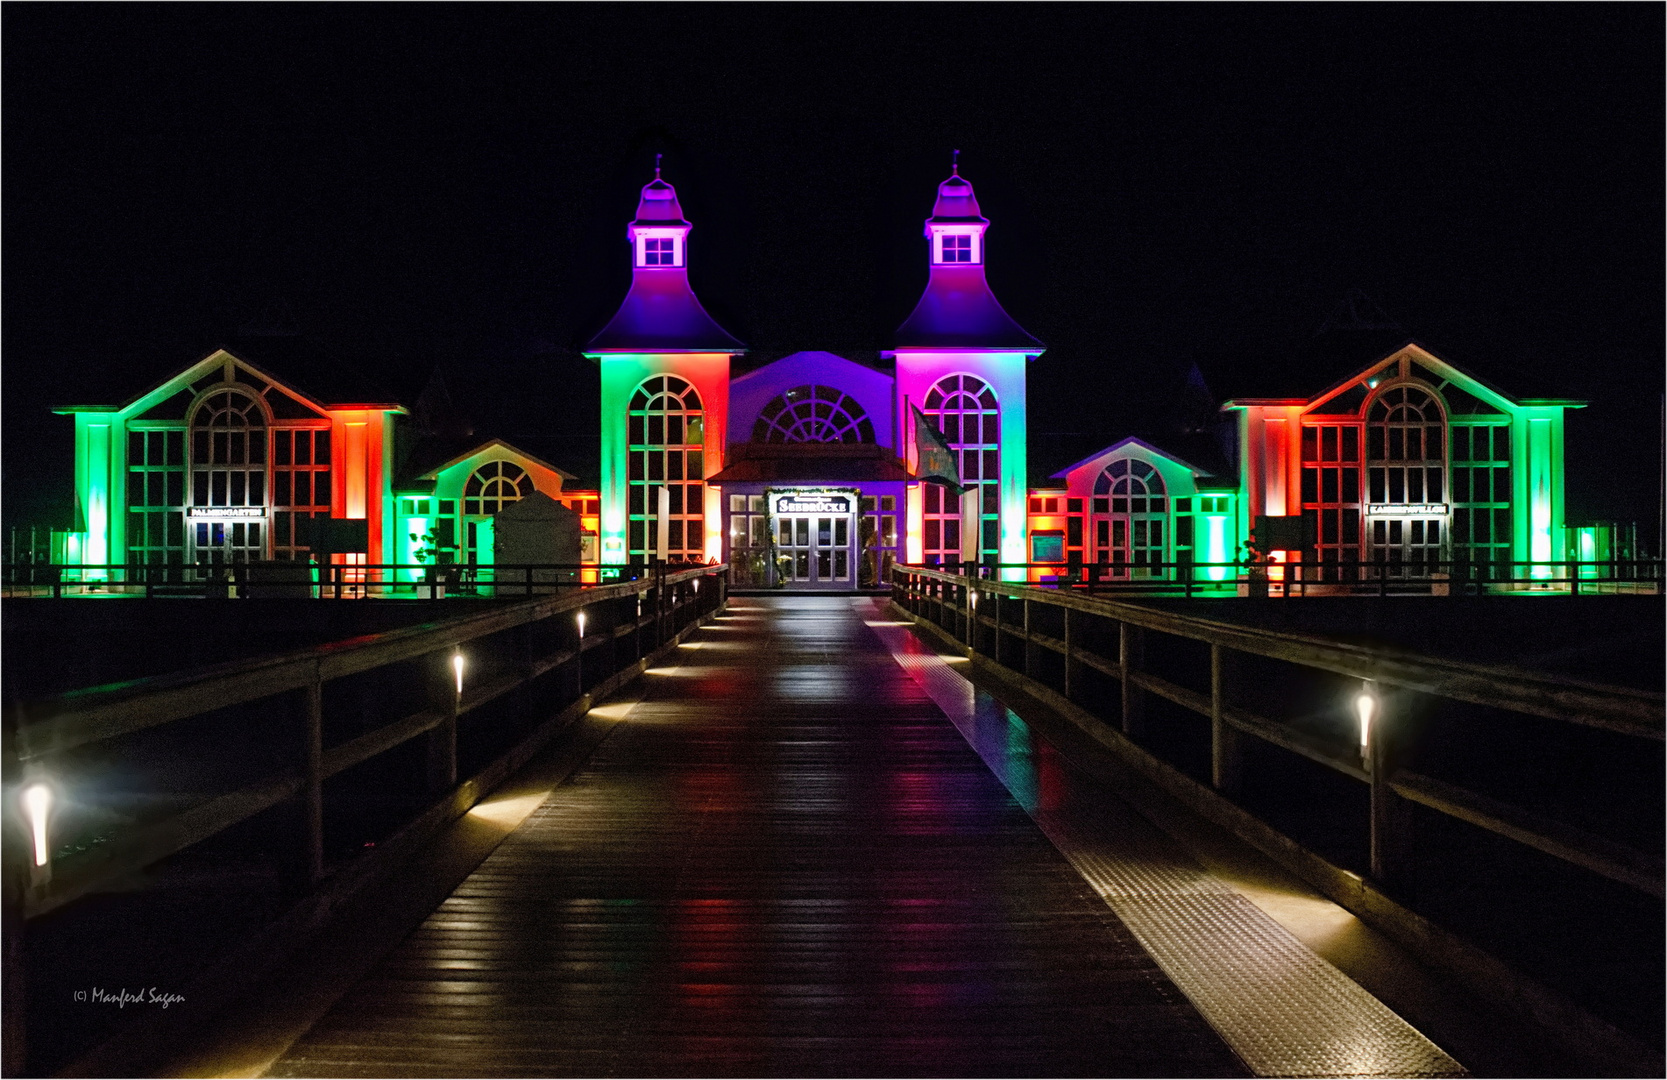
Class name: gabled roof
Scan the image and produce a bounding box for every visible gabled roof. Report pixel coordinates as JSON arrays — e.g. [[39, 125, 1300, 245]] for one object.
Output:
[[54, 347, 404, 417], [1221, 340, 1586, 413], [404, 437, 579, 486], [1051, 435, 1226, 483]]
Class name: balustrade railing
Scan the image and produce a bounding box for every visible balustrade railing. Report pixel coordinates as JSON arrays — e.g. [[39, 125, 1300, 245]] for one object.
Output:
[[0, 561, 732, 599], [926, 557, 1664, 597], [892, 563, 1663, 896], [4, 563, 727, 919]]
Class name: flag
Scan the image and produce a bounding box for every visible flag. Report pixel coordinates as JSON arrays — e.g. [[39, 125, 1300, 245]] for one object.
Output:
[[911, 405, 964, 491]]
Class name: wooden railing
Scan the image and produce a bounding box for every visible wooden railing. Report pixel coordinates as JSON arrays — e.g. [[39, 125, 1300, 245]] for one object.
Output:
[[0, 561, 655, 599], [892, 563, 1663, 896], [4, 563, 727, 922], [952, 558, 1663, 597]]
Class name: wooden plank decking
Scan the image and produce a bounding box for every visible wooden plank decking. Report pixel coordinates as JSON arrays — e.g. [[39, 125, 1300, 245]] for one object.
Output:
[[269, 597, 1247, 1077]]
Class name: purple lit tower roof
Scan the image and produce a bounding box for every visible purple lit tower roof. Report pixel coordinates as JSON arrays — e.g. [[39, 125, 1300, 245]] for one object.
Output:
[[890, 165, 1044, 353], [586, 170, 746, 354]]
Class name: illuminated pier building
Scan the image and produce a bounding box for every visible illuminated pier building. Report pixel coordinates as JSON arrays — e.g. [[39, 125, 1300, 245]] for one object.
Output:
[[53, 164, 1584, 589]]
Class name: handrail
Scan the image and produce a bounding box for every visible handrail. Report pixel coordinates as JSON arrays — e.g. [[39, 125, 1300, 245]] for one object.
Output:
[[906, 565, 1661, 737], [6, 563, 729, 922], [891, 563, 1663, 899], [13, 565, 715, 759]]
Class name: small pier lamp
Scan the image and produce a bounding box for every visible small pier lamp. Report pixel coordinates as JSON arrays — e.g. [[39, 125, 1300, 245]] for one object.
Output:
[[23, 782, 53, 870], [1354, 682, 1377, 758], [452, 652, 465, 696]]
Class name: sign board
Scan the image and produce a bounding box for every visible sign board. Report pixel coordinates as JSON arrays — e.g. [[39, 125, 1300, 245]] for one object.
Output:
[[294, 516, 369, 554], [1366, 503, 1449, 516], [1252, 514, 1315, 552], [189, 506, 264, 519], [773, 492, 853, 516]]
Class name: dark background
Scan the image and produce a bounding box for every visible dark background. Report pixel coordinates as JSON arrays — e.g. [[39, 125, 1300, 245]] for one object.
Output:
[[5, 6, 1662, 541]]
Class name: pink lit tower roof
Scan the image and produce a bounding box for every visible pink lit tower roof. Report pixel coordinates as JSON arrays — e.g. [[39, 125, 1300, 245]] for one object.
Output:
[[586, 162, 746, 354], [889, 156, 1043, 353]]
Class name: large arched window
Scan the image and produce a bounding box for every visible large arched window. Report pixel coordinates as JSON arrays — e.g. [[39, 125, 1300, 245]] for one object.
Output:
[[628, 375, 706, 561], [1366, 383, 1447, 569], [752, 385, 875, 444], [1093, 458, 1167, 576], [189, 388, 267, 564], [921, 374, 999, 565]]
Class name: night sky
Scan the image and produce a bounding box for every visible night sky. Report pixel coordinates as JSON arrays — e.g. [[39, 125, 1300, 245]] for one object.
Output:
[[5, 6, 1662, 539]]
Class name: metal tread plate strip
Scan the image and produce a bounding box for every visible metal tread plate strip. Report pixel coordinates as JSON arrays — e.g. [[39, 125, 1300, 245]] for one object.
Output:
[[865, 604, 1465, 1079]]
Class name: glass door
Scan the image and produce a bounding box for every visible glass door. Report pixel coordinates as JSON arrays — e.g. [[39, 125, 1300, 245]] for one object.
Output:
[[192, 518, 265, 567], [775, 514, 853, 587], [1370, 516, 1445, 577]]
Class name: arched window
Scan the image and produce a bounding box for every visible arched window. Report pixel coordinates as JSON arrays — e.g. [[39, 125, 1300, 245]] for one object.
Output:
[[189, 388, 267, 564], [459, 460, 531, 564], [465, 461, 530, 516], [628, 375, 706, 561], [1366, 384, 1447, 569], [1092, 458, 1167, 576], [752, 385, 875, 444], [921, 374, 999, 565]]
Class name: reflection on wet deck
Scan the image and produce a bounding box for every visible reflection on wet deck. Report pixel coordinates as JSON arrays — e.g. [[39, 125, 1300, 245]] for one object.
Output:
[[271, 597, 1245, 1077]]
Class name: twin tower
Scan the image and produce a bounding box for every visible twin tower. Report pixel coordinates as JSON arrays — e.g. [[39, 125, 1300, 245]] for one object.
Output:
[[583, 161, 1043, 587]]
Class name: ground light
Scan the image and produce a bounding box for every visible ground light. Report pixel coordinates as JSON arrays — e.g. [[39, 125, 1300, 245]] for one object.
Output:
[[1354, 682, 1377, 759], [452, 653, 465, 696], [23, 782, 52, 871], [577, 611, 587, 638]]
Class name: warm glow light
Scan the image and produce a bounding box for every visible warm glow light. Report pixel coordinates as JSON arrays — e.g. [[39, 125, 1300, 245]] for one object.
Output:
[[23, 783, 52, 867], [452, 653, 465, 696], [704, 482, 723, 562], [905, 483, 924, 563], [1354, 683, 1376, 757], [577, 611, 587, 637]]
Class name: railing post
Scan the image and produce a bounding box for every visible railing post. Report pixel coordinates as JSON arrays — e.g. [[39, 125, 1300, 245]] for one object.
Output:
[[1368, 694, 1411, 888], [1062, 605, 1075, 701], [300, 664, 325, 886], [1021, 595, 1032, 678], [991, 591, 1002, 667], [1210, 645, 1242, 795], [427, 648, 460, 792], [1119, 621, 1145, 737]]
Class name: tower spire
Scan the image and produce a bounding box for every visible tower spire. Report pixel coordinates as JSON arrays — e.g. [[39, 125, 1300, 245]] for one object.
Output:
[[584, 166, 744, 354], [887, 160, 1042, 352]]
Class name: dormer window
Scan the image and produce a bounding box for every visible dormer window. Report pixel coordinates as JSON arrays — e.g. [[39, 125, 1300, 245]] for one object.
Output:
[[942, 234, 972, 263], [645, 237, 676, 265]]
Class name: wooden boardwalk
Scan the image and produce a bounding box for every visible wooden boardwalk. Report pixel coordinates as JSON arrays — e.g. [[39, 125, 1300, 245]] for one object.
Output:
[[270, 597, 1247, 1077]]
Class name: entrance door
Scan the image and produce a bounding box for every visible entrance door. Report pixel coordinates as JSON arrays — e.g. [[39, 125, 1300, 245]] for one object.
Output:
[[1369, 516, 1445, 577], [776, 515, 852, 586], [192, 517, 265, 566]]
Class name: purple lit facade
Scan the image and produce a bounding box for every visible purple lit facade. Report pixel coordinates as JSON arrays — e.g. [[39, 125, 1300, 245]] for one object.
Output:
[[584, 165, 1045, 587]]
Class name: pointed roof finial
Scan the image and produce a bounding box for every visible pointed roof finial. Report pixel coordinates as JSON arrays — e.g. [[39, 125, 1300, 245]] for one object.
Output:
[[952, 149, 960, 176], [655, 152, 662, 180]]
